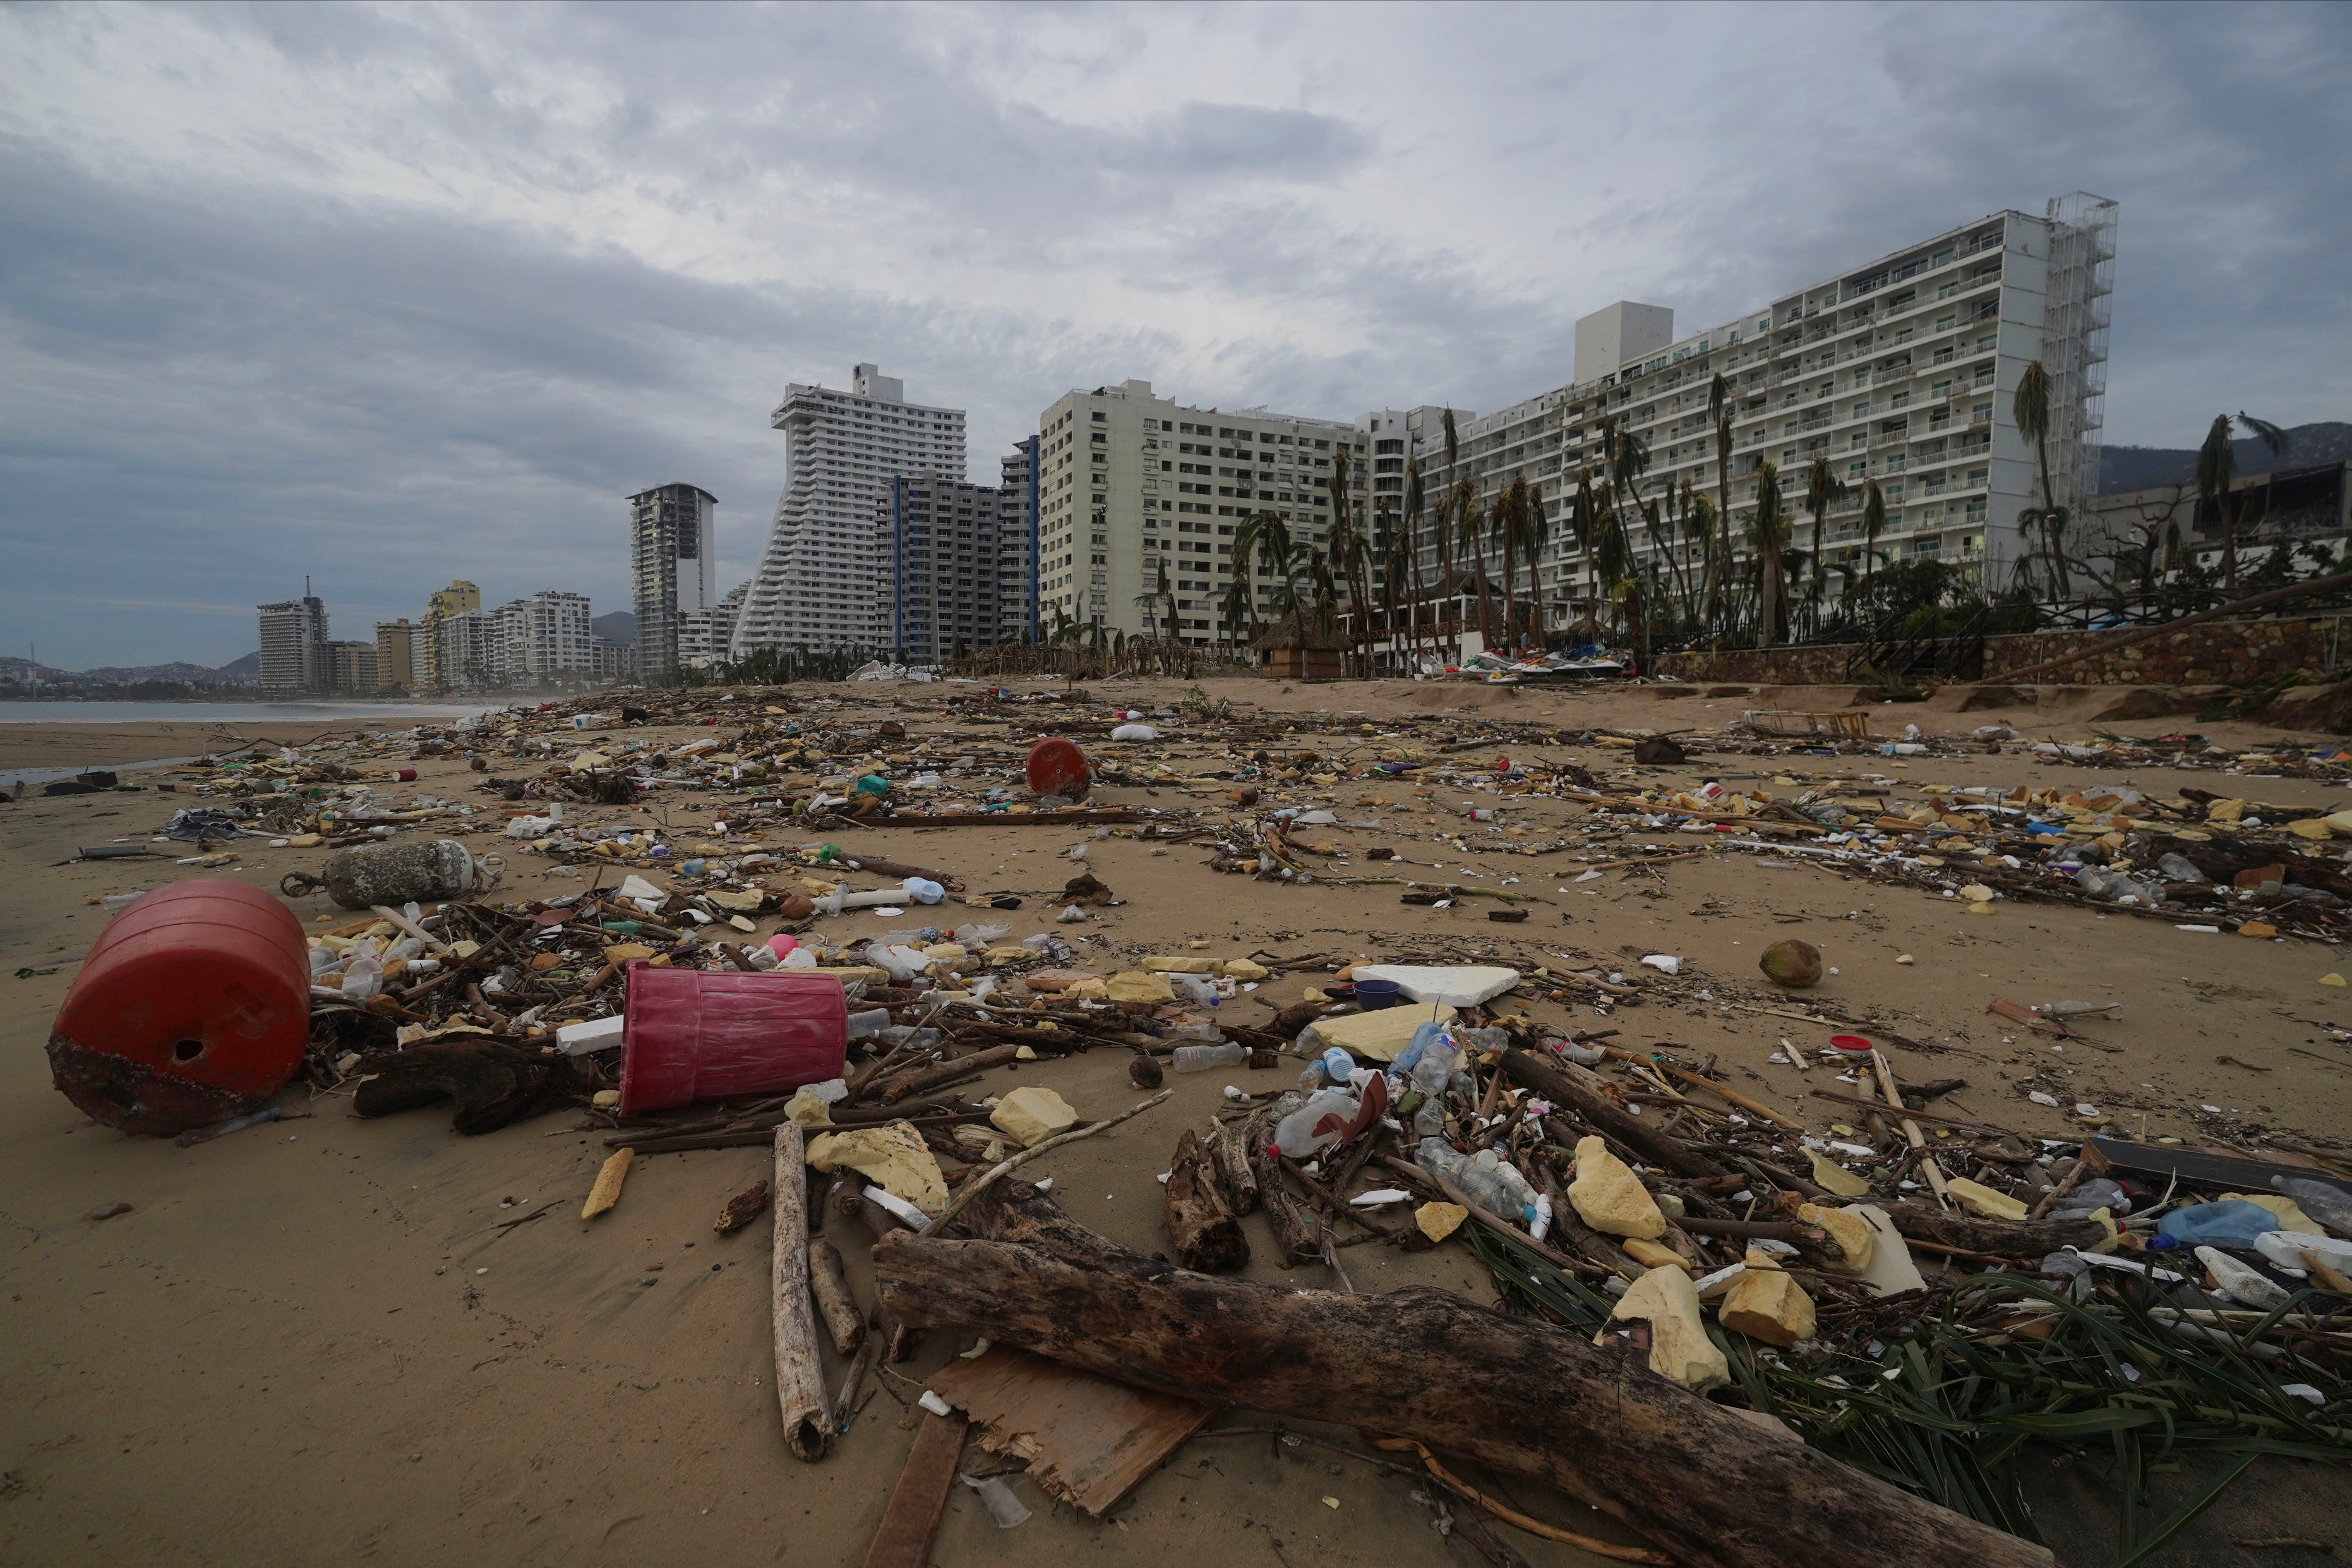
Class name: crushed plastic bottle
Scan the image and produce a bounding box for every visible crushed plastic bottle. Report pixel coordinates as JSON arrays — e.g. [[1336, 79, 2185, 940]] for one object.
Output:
[[2050, 1177, 2129, 1218], [1168, 972, 1218, 1006], [1275, 1088, 1362, 1160], [2155, 853, 2206, 883], [1415, 1137, 1518, 1220], [1171, 1041, 1246, 1073], [2273, 1177, 2352, 1240]]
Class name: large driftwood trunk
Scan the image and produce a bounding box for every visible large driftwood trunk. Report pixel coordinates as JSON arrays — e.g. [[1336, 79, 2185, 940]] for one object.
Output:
[[1241, 1110, 1318, 1265], [1163, 1128, 1248, 1271], [893, 1187, 2050, 1568], [1499, 1046, 1726, 1178], [770, 1124, 835, 1460], [1882, 1205, 2108, 1257]]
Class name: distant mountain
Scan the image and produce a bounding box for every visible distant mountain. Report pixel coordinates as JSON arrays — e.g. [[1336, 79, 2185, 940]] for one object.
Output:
[[0, 652, 259, 687], [593, 611, 636, 646], [2100, 421, 2350, 494]]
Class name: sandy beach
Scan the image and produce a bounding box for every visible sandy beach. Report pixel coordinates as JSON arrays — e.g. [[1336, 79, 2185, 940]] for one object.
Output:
[[4, 676, 2350, 1566]]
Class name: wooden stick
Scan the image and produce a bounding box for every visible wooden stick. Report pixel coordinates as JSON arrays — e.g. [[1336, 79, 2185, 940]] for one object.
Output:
[[1807, 1088, 2013, 1134], [1871, 1048, 1950, 1211], [809, 1238, 865, 1355], [929, 1089, 1171, 1235], [1606, 1049, 1804, 1130], [581, 1148, 632, 1219], [770, 1123, 835, 1461]]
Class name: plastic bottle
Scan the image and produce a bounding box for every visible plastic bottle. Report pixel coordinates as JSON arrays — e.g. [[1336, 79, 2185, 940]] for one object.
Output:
[[2155, 853, 2206, 883], [2274, 1178, 2352, 1240], [2050, 1177, 2129, 1218], [846, 1007, 894, 1041], [1172, 1041, 1246, 1073], [2156, 1199, 2281, 1249], [339, 955, 384, 1002], [1169, 973, 1218, 1006], [1415, 1137, 1518, 1220], [1274, 1088, 1362, 1159]]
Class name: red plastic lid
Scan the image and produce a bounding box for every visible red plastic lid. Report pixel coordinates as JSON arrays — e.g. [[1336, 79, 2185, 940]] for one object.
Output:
[[1828, 1034, 1874, 1053], [1025, 736, 1092, 800]]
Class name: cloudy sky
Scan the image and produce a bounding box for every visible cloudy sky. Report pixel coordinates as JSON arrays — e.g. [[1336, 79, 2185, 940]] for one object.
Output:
[[2, 1, 2345, 668]]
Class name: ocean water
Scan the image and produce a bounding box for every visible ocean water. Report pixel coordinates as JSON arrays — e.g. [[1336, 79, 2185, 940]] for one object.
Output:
[[0, 700, 499, 725], [1, 699, 503, 787]]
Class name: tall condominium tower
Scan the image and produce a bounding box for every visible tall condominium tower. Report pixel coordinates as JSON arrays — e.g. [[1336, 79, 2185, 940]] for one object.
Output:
[[628, 484, 717, 679], [732, 365, 967, 656], [255, 594, 329, 694], [1033, 379, 1368, 645]]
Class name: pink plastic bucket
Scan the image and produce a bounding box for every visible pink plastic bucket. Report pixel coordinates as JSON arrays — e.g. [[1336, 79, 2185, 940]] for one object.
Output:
[[618, 968, 849, 1116]]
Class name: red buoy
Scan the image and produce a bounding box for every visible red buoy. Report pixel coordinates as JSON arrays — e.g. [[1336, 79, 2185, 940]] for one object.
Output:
[[47, 880, 312, 1135], [1025, 736, 1092, 800]]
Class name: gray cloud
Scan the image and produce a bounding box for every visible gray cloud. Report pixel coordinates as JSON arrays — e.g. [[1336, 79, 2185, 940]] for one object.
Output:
[[0, 0, 2345, 665]]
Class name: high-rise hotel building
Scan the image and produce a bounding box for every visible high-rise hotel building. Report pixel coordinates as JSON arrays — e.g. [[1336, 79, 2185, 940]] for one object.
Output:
[[732, 364, 966, 655]]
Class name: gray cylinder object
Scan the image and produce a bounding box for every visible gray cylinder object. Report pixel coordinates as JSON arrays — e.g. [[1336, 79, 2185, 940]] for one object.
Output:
[[321, 839, 476, 910]]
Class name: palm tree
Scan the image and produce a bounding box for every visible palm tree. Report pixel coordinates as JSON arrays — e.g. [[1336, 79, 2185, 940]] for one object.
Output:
[[1402, 456, 1428, 663], [1439, 409, 1464, 651], [2199, 412, 2291, 592], [1567, 466, 1602, 641], [1218, 576, 1250, 655], [1860, 478, 1889, 596], [1706, 371, 1735, 636], [1133, 559, 1171, 640], [2012, 360, 2076, 599], [1490, 477, 1524, 653], [1751, 460, 1790, 647], [1327, 447, 1373, 675], [1522, 480, 1549, 650], [1228, 513, 1264, 644], [1802, 456, 1848, 637], [1254, 509, 1298, 611], [1375, 495, 1406, 671]]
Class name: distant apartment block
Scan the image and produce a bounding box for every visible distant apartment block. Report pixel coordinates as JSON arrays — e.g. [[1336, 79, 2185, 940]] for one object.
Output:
[[1033, 379, 1368, 644], [328, 640, 379, 693], [422, 580, 480, 686], [884, 476, 1018, 663], [1398, 192, 2117, 614], [374, 619, 430, 691], [493, 590, 594, 684], [629, 484, 718, 679], [679, 581, 745, 669], [999, 439, 1040, 643], [733, 365, 967, 656], [256, 595, 330, 694]]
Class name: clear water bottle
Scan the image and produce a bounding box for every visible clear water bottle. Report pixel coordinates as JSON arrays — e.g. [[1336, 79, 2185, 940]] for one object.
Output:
[[1171, 1041, 1246, 1073], [1416, 1137, 1518, 1220]]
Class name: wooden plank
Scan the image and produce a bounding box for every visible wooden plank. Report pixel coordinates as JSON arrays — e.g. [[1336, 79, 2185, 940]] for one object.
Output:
[[925, 1346, 1217, 1515], [866, 808, 1138, 827], [859, 1410, 969, 1568], [2083, 1135, 2349, 1196]]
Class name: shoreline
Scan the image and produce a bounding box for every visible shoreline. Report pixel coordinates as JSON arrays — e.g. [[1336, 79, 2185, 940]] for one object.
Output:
[[0, 720, 393, 773]]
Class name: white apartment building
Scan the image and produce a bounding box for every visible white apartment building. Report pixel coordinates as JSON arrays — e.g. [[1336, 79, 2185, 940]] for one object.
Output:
[[255, 595, 329, 695], [679, 582, 745, 669], [432, 607, 503, 691], [1034, 379, 1368, 645], [1398, 192, 2117, 628], [493, 590, 595, 683], [999, 439, 1040, 644], [628, 483, 717, 679], [732, 365, 967, 656]]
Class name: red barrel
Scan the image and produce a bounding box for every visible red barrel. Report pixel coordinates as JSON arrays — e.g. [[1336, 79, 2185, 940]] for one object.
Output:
[[1025, 736, 1092, 800], [47, 880, 311, 1135], [618, 967, 848, 1116]]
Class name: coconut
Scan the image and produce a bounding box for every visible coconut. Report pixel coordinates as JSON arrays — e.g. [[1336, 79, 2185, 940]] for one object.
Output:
[[1129, 1053, 1164, 1088], [1759, 938, 1823, 988], [779, 892, 816, 920]]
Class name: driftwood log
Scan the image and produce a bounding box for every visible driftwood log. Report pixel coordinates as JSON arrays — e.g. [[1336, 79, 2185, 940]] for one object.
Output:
[[1204, 1117, 1260, 1215], [808, 1238, 865, 1355], [878, 1043, 1022, 1103], [1240, 1110, 1318, 1265], [770, 1124, 834, 1461], [1499, 1047, 1726, 1179], [874, 1188, 2050, 1568], [1163, 1128, 1248, 1271], [1882, 1204, 2109, 1257], [351, 1039, 594, 1134]]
